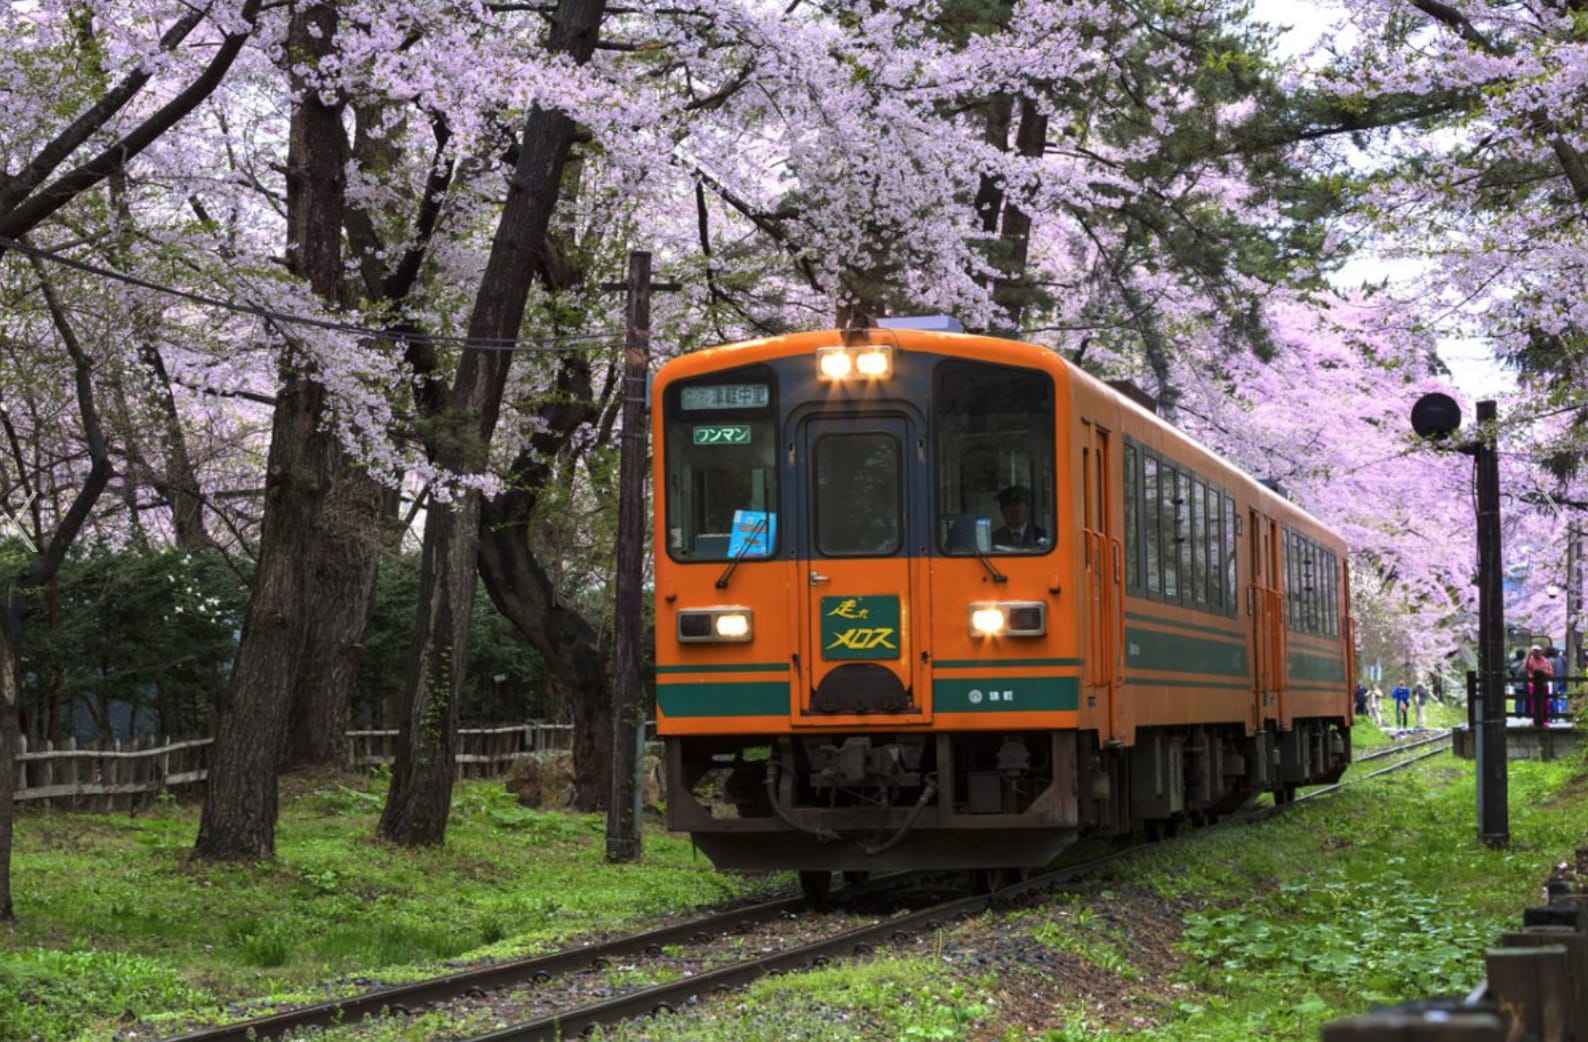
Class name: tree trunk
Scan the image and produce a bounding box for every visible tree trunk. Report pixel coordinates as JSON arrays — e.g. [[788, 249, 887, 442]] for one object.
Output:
[[194, 0, 345, 858], [109, 170, 214, 552], [478, 491, 610, 810], [378, 497, 475, 844], [194, 376, 330, 857], [0, 605, 20, 921], [991, 96, 1048, 334], [378, 0, 608, 845], [281, 459, 382, 770]]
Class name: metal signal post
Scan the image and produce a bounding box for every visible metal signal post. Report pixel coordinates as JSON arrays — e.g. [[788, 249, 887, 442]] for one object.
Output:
[[1412, 392, 1507, 848], [1472, 400, 1508, 848]]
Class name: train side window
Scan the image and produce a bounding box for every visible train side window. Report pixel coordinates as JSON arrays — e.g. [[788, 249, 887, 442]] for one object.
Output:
[[1161, 465, 1179, 601], [1223, 496, 1237, 615], [1284, 531, 1296, 627], [1330, 553, 1339, 635], [1124, 443, 1141, 593], [1200, 486, 1213, 609], [1327, 554, 1339, 636], [1189, 478, 1206, 608], [1143, 456, 1161, 597]]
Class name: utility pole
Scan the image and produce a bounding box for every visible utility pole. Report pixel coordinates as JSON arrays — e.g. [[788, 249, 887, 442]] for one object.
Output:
[[1567, 522, 1582, 686], [1472, 400, 1508, 848], [604, 251, 678, 863]]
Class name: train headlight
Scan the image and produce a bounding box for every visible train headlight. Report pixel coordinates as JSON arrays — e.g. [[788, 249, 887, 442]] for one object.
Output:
[[714, 612, 751, 639], [970, 606, 1007, 636], [677, 607, 754, 643], [816, 345, 892, 381], [817, 348, 854, 380], [968, 602, 1046, 638], [854, 348, 892, 377]]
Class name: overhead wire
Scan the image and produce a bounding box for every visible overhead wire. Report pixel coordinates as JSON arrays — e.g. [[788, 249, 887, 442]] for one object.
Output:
[[0, 233, 622, 353]]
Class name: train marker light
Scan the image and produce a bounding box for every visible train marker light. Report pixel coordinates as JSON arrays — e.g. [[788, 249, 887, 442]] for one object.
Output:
[[677, 607, 754, 642]]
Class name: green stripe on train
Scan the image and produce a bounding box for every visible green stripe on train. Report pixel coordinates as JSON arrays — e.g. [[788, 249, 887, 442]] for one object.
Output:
[[655, 663, 788, 674], [1288, 650, 1347, 683], [1125, 625, 1248, 677], [932, 676, 1079, 713], [657, 681, 789, 717]]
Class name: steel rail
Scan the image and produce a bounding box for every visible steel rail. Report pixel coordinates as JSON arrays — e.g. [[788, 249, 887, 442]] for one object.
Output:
[[458, 850, 1139, 1042], [158, 729, 1456, 1042], [1295, 736, 1452, 803], [1350, 728, 1454, 764], [154, 889, 832, 1042]]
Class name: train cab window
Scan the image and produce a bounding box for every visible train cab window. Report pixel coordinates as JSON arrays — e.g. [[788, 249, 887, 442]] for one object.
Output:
[[663, 367, 779, 561], [814, 432, 902, 556], [932, 360, 1054, 555]]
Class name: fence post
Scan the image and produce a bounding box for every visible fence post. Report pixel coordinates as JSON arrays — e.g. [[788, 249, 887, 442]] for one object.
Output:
[[1498, 925, 1588, 1031], [65, 736, 77, 810], [1486, 945, 1572, 1041], [40, 738, 53, 811]]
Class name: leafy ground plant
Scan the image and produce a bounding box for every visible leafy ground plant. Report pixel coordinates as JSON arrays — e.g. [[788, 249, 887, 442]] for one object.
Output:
[[3, 735, 1582, 1042], [0, 772, 766, 1042]]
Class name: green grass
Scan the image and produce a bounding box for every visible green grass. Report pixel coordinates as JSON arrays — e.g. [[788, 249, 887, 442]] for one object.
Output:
[[4, 738, 1584, 1042], [0, 775, 768, 1042], [600, 742, 1587, 1042]]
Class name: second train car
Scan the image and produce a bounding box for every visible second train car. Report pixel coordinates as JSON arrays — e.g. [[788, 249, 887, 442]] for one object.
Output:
[[652, 325, 1353, 895]]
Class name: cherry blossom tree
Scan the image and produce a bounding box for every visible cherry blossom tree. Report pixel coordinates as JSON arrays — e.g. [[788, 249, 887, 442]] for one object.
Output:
[[1275, 0, 1588, 668]]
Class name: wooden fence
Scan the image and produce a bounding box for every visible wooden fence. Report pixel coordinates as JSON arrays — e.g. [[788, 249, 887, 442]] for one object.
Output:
[[1321, 879, 1588, 1039], [12, 722, 576, 812]]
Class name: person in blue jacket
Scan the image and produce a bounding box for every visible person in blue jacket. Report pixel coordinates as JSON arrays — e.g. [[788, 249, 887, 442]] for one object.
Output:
[[1390, 680, 1412, 729]]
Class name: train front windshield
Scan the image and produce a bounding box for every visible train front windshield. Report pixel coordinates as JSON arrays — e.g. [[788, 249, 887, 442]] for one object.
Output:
[[933, 359, 1055, 554], [663, 366, 779, 561]]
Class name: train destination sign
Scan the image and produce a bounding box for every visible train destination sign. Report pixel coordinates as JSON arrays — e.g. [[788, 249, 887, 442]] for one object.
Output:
[[692, 424, 751, 445], [681, 383, 769, 410]]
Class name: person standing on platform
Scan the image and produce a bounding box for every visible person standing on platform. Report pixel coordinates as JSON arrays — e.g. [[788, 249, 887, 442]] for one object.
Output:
[[1523, 645, 1554, 727], [1413, 679, 1431, 728]]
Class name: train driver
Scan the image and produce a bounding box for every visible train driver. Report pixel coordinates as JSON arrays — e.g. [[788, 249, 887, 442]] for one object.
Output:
[[992, 485, 1046, 548]]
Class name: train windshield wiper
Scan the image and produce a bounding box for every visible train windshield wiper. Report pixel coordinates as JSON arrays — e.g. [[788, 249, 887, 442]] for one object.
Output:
[[716, 517, 769, 589], [975, 549, 1007, 584]]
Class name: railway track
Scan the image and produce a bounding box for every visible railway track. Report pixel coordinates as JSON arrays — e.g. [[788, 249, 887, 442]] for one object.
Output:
[[1295, 729, 1453, 803], [155, 733, 1455, 1042], [153, 886, 834, 1042]]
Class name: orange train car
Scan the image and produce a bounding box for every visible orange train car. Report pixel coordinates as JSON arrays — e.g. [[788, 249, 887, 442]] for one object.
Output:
[[652, 325, 1353, 895]]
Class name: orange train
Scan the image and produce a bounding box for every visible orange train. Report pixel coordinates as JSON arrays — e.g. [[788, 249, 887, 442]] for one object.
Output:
[[652, 324, 1353, 894]]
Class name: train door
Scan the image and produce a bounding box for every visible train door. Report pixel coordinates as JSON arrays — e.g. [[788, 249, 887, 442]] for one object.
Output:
[[794, 413, 928, 723], [1248, 509, 1285, 724], [1083, 423, 1125, 741]]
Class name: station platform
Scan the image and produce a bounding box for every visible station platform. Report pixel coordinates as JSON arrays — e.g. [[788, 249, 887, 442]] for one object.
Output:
[[1451, 720, 1584, 761]]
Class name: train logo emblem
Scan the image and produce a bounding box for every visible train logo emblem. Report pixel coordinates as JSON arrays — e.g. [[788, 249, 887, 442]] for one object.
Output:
[[820, 595, 901, 660]]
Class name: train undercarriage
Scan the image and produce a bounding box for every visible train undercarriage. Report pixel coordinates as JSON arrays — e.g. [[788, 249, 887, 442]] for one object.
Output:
[[666, 721, 1351, 894]]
